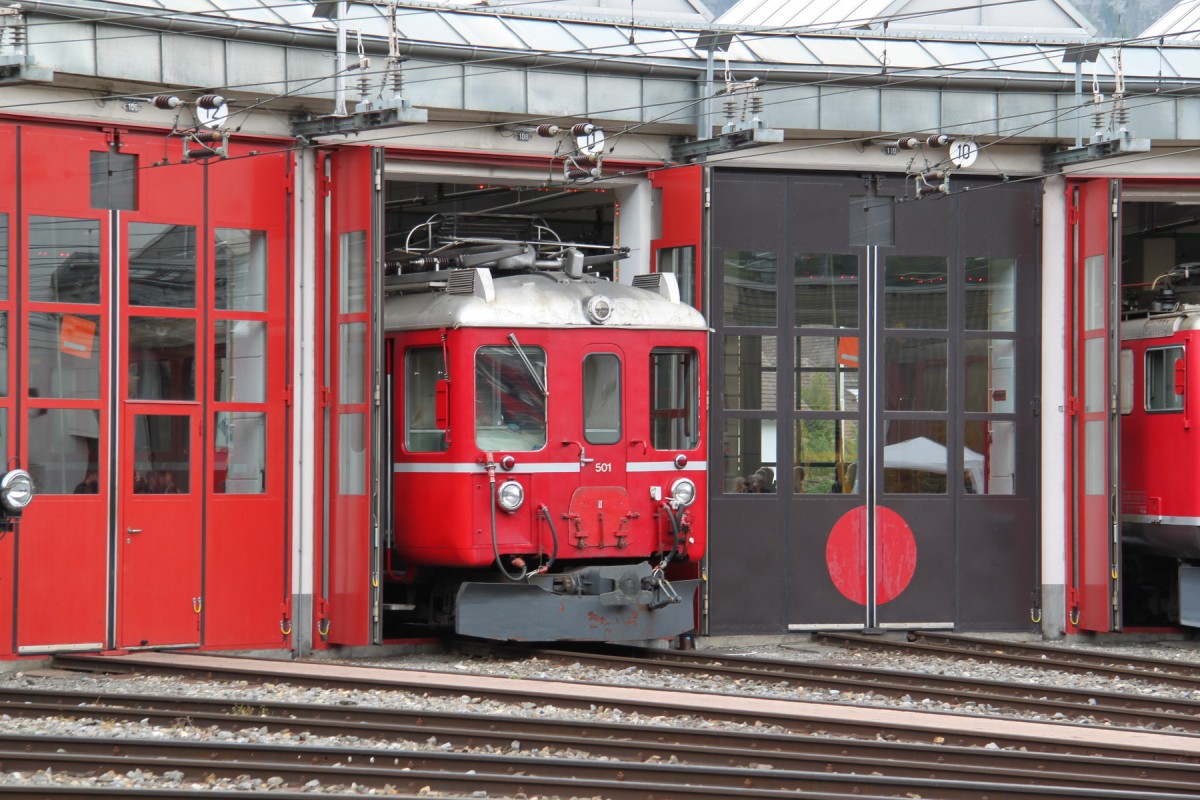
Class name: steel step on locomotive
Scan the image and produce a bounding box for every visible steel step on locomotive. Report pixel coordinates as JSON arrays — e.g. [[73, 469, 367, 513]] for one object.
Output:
[[380, 214, 707, 642]]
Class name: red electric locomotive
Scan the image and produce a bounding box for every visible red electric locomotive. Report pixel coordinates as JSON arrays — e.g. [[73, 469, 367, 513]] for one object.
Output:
[[381, 216, 707, 641], [1120, 265, 1200, 627]]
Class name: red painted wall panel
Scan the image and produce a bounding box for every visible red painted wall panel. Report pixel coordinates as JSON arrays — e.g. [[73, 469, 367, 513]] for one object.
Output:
[[6, 122, 293, 655], [0, 123, 15, 655], [15, 124, 111, 653]]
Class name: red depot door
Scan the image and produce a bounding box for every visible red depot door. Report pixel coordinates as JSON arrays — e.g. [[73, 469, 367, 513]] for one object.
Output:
[[316, 145, 384, 646], [1069, 178, 1122, 632], [118, 408, 202, 647], [650, 164, 704, 314]]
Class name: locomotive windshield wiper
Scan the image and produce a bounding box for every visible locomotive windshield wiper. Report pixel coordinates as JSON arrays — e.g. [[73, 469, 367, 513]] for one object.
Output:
[[507, 333, 548, 397]]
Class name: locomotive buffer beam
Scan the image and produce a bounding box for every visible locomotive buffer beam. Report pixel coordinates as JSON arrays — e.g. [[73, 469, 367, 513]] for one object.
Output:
[[455, 563, 697, 642]]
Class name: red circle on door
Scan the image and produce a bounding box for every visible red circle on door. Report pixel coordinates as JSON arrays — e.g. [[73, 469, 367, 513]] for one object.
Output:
[[825, 505, 918, 605]]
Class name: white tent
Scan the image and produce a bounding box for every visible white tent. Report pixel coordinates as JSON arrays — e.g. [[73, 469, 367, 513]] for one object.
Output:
[[883, 436, 985, 493]]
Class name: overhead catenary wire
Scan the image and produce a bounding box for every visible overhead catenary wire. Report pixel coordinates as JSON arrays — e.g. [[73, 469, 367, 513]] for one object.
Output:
[[3, 1, 1187, 151], [4, 0, 1192, 113], [2, 0, 1195, 155], [20, 55, 1189, 209], [5, 6, 1173, 143], [3, 0, 1198, 201], [9, 0, 1092, 51]]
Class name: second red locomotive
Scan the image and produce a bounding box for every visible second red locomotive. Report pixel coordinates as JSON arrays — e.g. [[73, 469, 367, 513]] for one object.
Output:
[[1121, 266, 1200, 628]]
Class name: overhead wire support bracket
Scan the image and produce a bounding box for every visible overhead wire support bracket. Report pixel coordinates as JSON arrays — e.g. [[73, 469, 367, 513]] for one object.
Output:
[[1044, 133, 1151, 170], [1045, 45, 1150, 170], [671, 124, 783, 163], [671, 43, 782, 164], [291, 103, 428, 139], [296, 0, 427, 140], [0, 5, 51, 84]]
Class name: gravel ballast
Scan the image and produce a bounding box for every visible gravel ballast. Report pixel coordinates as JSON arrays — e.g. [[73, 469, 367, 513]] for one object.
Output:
[[1, 636, 1199, 794]]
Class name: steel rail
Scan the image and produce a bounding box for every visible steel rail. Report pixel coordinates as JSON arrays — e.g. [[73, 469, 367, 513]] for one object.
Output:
[[817, 632, 1200, 691], [0, 784, 1047, 800], [506, 644, 1200, 733], [1, 734, 1198, 800], [912, 632, 1200, 676], [0, 791, 422, 799], [6, 689, 1200, 789], [50, 653, 1200, 757]]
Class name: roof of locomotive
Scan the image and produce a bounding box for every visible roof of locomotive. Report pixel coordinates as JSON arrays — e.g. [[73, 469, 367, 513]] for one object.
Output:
[[1121, 304, 1200, 340], [383, 269, 709, 332]]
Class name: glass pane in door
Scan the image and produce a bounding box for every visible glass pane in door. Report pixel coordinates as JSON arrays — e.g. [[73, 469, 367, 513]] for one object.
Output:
[[28, 217, 100, 304], [128, 223, 196, 308], [885, 255, 948, 329], [215, 229, 267, 311], [128, 317, 195, 401], [131, 413, 191, 494], [794, 253, 858, 328]]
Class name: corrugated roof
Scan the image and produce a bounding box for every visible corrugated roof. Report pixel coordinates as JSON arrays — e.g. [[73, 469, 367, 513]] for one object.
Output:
[[29, 0, 1200, 85], [716, 0, 1097, 38], [96, 0, 710, 25], [1143, 0, 1200, 40], [466, 0, 712, 24]]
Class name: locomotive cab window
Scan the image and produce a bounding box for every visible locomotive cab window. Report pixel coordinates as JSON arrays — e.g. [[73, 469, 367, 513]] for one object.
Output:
[[1146, 346, 1185, 412], [583, 353, 621, 444], [405, 347, 448, 453], [475, 344, 547, 451], [650, 348, 699, 450]]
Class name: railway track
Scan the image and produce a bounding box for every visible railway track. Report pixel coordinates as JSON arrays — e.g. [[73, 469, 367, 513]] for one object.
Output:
[[24, 646, 1200, 797], [486, 641, 1200, 733], [817, 631, 1200, 688], [4, 684, 1200, 799], [60, 647, 1200, 743], [3, 685, 1198, 777], [8, 729, 1200, 799]]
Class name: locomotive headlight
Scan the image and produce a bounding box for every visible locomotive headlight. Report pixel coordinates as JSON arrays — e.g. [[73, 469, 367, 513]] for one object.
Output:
[[496, 480, 525, 513], [586, 295, 613, 324], [670, 478, 696, 507], [0, 468, 34, 511]]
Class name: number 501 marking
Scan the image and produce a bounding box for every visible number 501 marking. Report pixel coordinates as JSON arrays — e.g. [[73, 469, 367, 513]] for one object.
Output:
[[594, 462, 613, 473]]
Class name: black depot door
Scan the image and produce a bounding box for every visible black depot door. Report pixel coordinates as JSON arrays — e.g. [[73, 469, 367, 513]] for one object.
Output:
[[708, 171, 1040, 634]]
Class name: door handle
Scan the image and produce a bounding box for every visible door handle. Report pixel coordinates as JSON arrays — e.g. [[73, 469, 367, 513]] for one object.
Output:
[[126, 528, 143, 535]]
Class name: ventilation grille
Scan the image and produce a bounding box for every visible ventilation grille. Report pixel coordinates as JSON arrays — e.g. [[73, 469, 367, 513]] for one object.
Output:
[[632, 272, 679, 303], [445, 268, 495, 302], [632, 274, 660, 291], [447, 269, 479, 295]]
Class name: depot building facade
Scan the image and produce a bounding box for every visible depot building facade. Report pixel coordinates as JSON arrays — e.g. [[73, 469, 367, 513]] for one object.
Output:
[[0, 0, 1194, 654]]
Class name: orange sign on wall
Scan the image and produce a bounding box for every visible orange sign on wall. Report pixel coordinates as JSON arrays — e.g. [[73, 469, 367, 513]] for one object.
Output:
[[837, 336, 859, 368], [60, 314, 96, 359]]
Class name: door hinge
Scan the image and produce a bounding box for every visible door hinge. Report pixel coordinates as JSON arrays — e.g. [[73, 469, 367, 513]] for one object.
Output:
[[283, 384, 293, 407], [1065, 396, 1079, 416], [1066, 204, 1080, 226], [316, 597, 331, 640], [280, 600, 293, 637], [103, 127, 129, 150], [319, 386, 331, 408]]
